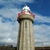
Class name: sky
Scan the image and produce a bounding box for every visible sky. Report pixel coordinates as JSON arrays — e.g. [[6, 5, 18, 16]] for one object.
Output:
[[0, 0, 50, 47]]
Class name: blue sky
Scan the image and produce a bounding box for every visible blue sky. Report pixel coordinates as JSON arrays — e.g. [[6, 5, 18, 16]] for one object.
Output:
[[0, 0, 50, 47], [30, 0, 50, 16]]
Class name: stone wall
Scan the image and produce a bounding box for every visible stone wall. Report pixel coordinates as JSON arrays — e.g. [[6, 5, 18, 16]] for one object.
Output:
[[0, 46, 50, 50], [0, 45, 16, 50], [35, 47, 50, 50]]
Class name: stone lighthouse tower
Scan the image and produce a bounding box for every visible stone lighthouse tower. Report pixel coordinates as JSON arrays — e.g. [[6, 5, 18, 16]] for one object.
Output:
[[17, 5, 35, 50]]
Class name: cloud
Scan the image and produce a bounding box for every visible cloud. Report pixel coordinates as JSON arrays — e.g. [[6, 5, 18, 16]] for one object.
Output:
[[18, 0, 34, 3], [33, 13, 50, 46], [0, 8, 21, 23], [34, 24, 50, 46], [0, 8, 20, 18], [0, 9, 19, 46], [34, 13, 50, 23], [0, 0, 35, 9], [0, 20, 19, 46], [0, 0, 34, 3], [0, 4, 20, 46]]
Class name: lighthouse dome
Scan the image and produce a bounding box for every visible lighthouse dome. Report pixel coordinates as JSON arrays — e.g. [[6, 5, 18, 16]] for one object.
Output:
[[22, 5, 31, 12]]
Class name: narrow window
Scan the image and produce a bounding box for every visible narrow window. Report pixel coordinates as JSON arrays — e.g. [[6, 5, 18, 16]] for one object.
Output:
[[25, 22, 27, 28]]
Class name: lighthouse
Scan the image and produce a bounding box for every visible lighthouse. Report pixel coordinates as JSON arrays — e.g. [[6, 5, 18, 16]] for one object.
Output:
[[17, 5, 35, 50]]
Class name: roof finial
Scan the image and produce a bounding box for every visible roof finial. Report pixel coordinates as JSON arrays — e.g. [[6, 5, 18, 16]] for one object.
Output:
[[24, 4, 28, 7]]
